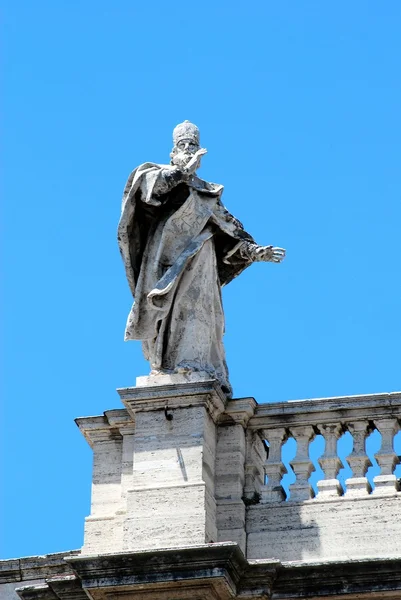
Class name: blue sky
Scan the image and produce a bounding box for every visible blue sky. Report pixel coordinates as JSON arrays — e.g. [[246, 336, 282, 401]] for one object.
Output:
[[1, 1, 400, 559]]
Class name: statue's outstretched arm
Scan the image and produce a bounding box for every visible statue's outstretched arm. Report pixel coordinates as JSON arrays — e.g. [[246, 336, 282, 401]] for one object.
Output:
[[236, 241, 286, 264]]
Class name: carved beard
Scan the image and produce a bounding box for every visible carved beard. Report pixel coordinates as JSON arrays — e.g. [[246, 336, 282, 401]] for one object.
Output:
[[171, 151, 194, 169]]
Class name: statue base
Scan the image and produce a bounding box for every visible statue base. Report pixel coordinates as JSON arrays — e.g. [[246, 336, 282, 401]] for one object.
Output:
[[76, 375, 256, 555], [135, 370, 217, 388]]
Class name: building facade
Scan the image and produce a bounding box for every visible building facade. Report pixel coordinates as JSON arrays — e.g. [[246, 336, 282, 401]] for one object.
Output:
[[2, 376, 401, 600]]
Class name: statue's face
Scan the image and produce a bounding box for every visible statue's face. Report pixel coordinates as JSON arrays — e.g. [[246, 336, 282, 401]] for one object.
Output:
[[171, 138, 199, 168]]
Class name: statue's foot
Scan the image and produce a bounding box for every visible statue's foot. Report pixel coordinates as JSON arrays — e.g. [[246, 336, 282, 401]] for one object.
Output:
[[176, 366, 193, 374]]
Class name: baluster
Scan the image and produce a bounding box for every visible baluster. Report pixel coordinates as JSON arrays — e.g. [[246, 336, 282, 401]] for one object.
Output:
[[289, 425, 315, 501], [373, 418, 401, 494], [317, 423, 344, 496], [243, 429, 266, 501], [260, 428, 287, 503], [345, 421, 372, 496]]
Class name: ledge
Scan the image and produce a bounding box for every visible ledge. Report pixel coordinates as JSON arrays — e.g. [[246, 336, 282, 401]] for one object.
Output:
[[0, 551, 79, 584], [65, 542, 248, 585], [12, 545, 401, 600], [250, 391, 401, 429], [75, 410, 132, 447], [117, 379, 228, 423], [274, 555, 401, 598]]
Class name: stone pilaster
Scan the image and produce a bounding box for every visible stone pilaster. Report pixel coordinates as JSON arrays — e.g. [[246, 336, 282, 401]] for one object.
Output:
[[215, 397, 256, 553], [76, 410, 129, 554]]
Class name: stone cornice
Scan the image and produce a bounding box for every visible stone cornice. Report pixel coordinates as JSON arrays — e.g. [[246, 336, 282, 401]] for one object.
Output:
[[47, 575, 87, 600], [15, 584, 59, 600], [250, 391, 401, 430], [66, 542, 247, 581], [218, 397, 258, 427], [66, 543, 250, 599], [273, 555, 401, 598], [11, 546, 401, 600], [0, 551, 79, 584], [118, 380, 228, 423], [75, 409, 132, 447], [16, 576, 87, 600]]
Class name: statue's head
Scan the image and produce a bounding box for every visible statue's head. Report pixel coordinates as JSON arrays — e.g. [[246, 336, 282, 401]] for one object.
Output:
[[170, 120, 200, 169]]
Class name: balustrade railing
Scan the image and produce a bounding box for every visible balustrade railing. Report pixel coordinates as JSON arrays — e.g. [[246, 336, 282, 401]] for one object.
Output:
[[247, 392, 401, 502]]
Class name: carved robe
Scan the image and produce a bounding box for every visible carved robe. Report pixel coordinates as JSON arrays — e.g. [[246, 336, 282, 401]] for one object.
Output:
[[118, 163, 254, 394]]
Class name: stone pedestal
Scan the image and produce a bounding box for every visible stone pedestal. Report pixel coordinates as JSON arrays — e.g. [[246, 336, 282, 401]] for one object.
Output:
[[77, 374, 230, 554], [121, 375, 227, 550]]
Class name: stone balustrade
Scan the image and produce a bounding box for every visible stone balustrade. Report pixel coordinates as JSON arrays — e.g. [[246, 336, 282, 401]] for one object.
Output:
[[244, 391, 401, 561], [246, 391, 401, 502]]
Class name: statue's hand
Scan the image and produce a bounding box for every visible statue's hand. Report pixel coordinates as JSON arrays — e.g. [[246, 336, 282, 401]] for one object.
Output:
[[252, 245, 286, 263], [196, 147, 208, 158], [183, 148, 207, 176]]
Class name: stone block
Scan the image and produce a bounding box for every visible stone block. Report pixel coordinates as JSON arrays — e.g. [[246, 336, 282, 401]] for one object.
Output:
[[246, 494, 401, 562], [217, 501, 245, 529], [135, 371, 215, 388], [215, 474, 245, 500], [124, 484, 216, 549], [217, 528, 246, 553], [1, 583, 48, 600], [133, 406, 215, 488], [82, 514, 124, 555]]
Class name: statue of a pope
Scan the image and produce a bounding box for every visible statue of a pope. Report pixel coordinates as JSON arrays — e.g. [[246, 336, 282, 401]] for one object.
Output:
[[118, 121, 285, 395]]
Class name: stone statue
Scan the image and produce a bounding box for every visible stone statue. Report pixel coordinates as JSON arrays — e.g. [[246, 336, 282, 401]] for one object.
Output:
[[118, 121, 285, 395]]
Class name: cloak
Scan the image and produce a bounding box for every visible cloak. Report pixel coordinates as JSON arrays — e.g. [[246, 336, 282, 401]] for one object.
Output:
[[117, 162, 255, 306], [117, 162, 257, 391]]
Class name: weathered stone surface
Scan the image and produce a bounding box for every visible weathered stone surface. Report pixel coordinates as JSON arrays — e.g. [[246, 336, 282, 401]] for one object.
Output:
[[136, 370, 216, 388], [247, 494, 401, 562], [218, 397, 257, 427], [16, 577, 87, 600], [243, 429, 266, 501], [67, 543, 249, 600], [125, 483, 215, 545], [82, 513, 124, 555], [215, 424, 247, 553], [250, 391, 401, 429], [124, 401, 218, 549], [0, 553, 78, 585], [273, 556, 401, 599], [13, 584, 58, 600], [118, 378, 227, 422], [0, 552, 79, 600], [11, 546, 401, 600]]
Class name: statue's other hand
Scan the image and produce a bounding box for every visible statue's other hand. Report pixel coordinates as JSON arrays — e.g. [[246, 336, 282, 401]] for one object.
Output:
[[254, 245, 286, 263]]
